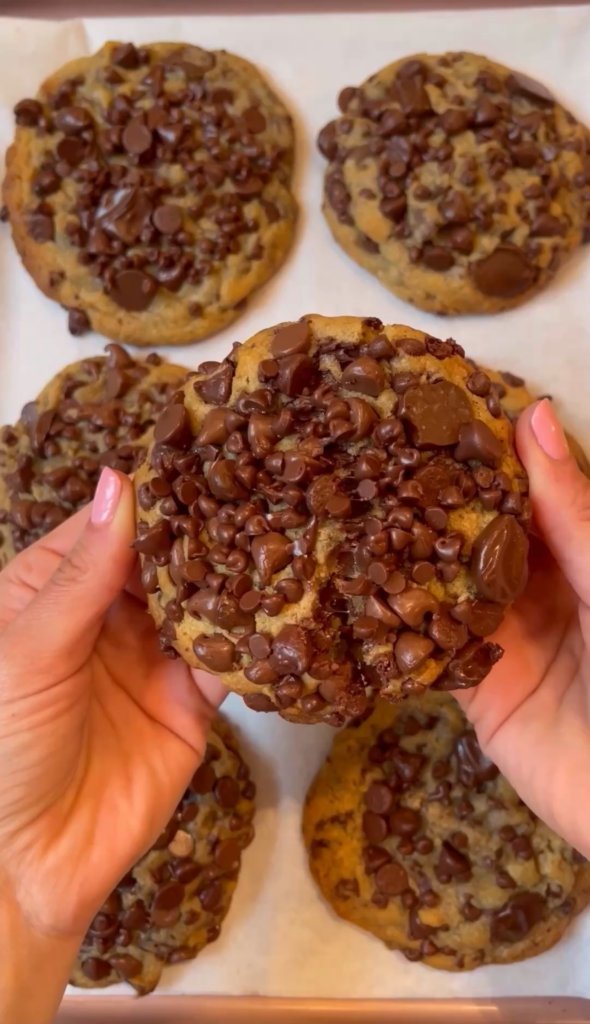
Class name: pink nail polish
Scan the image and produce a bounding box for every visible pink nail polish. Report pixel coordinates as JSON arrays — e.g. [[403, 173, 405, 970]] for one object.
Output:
[[91, 467, 122, 525], [530, 399, 570, 461]]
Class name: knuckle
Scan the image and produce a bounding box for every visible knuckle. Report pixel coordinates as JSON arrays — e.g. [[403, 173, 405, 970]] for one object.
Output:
[[50, 542, 92, 592]]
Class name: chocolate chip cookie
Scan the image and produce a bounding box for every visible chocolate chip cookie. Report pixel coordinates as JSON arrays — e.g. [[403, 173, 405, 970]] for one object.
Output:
[[318, 53, 590, 315], [71, 714, 256, 995], [133, 314, 529, 725], [303, 692, 590, 969], [0, 344, 187, 567], [3, 41, 296, 345]]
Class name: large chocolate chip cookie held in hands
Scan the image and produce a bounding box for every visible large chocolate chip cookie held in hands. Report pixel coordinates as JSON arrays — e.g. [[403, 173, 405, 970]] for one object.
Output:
[[303, 692, 590, 969], [318, 52, 590, 316], [3, 41, 296, 345], [133, 315, 529, 724]]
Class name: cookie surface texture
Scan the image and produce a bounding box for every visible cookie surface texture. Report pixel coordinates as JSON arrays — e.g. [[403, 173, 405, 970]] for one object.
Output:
[[318, 52, 590, 315], [4, 41, 296, 345], [0, 344, 187, 566], [71, 715, 256, 994], [134, 315, 529, 723], [303, 692, 590, 969]]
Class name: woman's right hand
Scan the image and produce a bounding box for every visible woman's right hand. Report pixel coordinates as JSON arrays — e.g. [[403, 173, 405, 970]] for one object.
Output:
[[456, 399, 590, 858]]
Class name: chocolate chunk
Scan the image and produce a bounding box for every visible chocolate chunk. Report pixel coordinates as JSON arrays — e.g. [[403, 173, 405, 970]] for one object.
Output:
[[54, 105, 93, 135], [455, 420, 502, 467], [490, 892, 547, 943], [363, 811, 389, 844], [110, 269, 157, 312], [242, 106, 267, 134], [422, 246, 455, 272], [196, 408, 230, 446], [365, 782, 394, 815], [441, 108, 469, 135], [389, 807, 421, 837], [390, 588, 439, 628], [271, 321, 311, 359], [472, 514, 528, 603], [470, 246, 536, 299], [207, 459, 248, 502], [97, 186, 154, 244], [317, 120, 338, 160], [109, 955, 142, 980], [122, 118, 153, 155], [154, 403, 191, 448], [441, 640, 503, 689], [28, 211, 54, 243], [251, 532, 292, 584], [397, 74, 432, 118], [153, 204, 183, 235], [439, 191, 471, 225], [111, 42, 140, 69], [506, 71, 554, 105], [68, 308, 90, 336], [82, 958, 111, 981], [451, 599, 504, 637], [133, 520, 172, 558], [194, 363, 234, 406], [341, 357, 385, 397], [243, 693, 277, 712], [214, 776, 240, 808], [193, 636, 235, 672], [400, 382, 473, 447], [375, 861, 409, 895], [14, 98, 43, 127], [269, 625, 313, 675], [191, 763, 216, 794], [436, 841, 472, 882], [395, 632, 434, 674], [56, 137, 86, 166], [454, 730, 499, 787], [277, 354, 314, 397]]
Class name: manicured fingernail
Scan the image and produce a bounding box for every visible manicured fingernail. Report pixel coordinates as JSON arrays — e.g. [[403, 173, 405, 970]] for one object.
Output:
[[530, 399, 570, 461], [91, 468, 122, 525]]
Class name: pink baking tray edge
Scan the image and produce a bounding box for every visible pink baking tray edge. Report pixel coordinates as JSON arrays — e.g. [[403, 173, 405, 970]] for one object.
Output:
[[56, 996, 590, 1023]]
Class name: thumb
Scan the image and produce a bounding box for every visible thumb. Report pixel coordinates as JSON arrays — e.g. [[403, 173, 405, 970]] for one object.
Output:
[[516, 399, 590, 605], [14, 468, 136, 670]]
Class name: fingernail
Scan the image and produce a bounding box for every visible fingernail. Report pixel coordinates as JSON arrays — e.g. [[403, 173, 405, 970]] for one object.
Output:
[[91, 468, 122, 525], [530, 399, 570, 461]]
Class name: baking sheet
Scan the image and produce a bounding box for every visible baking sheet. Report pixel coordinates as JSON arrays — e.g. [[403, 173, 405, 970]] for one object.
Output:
[[1, 5, 590, 1003]]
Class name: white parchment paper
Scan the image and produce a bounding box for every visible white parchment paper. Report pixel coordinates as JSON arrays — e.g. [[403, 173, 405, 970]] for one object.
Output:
[[1, 6, 590, 1001]]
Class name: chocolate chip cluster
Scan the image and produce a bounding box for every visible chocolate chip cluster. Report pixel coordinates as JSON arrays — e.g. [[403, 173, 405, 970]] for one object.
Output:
[[304, 694, 589, 970], [5, 41, 295, 344], [0, 344, 187, 562], [317, 52, 590, 314], [134, 314, 529, 724], [74, 717, 255, 995], [355, 702, 583, 968]]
